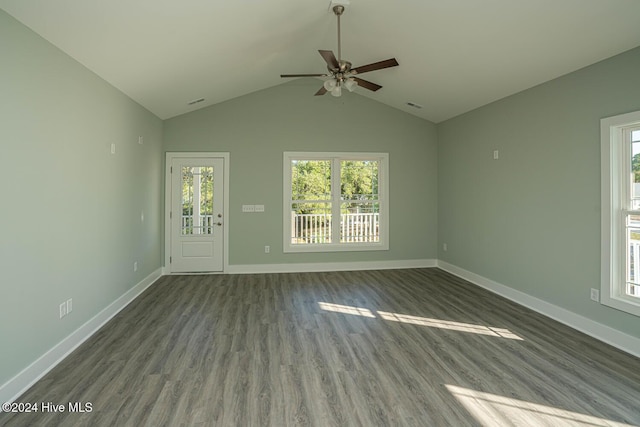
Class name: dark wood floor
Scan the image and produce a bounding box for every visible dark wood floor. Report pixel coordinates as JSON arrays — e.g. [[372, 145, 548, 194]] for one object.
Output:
[[2, 268, 639, 426]]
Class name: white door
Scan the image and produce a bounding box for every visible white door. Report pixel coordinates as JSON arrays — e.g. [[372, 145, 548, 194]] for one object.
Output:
[[170, 157, 224, 272]]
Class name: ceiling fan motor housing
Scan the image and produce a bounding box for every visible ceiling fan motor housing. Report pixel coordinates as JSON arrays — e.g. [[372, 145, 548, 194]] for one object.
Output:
[[280, 0, 398, 96], [327, 60, 352, 75]]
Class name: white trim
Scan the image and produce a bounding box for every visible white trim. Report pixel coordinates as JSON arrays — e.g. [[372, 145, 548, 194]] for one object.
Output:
[[601, 111, 640, 317], [164, 152, 230, 273], [437, 260, 640, 358], [227, 259, 437, 274], [281, 242, 390, 253], [0, 268, 162, 405], [3, 260, 638, 405]]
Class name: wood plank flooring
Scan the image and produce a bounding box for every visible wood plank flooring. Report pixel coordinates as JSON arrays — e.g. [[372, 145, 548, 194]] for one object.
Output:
[[1, 268, 639, 426]]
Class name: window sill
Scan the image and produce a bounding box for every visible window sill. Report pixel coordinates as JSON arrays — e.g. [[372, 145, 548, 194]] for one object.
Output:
[[600, 292, 640, 317], [284, 242, 389, 253]]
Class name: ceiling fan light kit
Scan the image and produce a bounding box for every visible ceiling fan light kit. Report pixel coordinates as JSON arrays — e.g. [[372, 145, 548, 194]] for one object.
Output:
[[280, 1, 398, 97], [323, 75, 357, 96]]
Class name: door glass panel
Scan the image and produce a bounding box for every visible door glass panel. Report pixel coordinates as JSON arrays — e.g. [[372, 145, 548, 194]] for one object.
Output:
[[182, 166, 214, 235]]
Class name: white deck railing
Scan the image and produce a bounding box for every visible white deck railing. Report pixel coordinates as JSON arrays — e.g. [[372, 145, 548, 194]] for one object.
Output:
[[184, 213, 640, 297], [291, 212, 379, 244], [182, 215, 214, 234], [628, 240, 640, 298], [181, 213, 379, 242]]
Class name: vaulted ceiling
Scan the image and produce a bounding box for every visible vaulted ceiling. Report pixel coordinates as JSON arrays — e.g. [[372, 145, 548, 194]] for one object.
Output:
[[2, 0, 640, 123]]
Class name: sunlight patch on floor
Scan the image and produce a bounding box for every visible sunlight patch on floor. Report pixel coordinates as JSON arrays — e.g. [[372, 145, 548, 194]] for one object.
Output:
[[445, 384, 634, 426], [377, 311, 523, 340], [318, 302, 376, 318], [318, 302, 523, 340]]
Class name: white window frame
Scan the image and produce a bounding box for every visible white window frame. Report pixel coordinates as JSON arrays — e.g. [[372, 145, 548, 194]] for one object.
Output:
[[601, 110, 640, 317], [283, 151, 389, 253]]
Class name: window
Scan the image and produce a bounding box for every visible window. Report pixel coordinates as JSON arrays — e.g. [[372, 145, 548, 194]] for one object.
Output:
[[283, 152, 389, 252], [601, 111, 640, 317]]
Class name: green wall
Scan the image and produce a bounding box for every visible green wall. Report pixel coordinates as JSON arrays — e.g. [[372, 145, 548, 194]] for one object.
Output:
[[2, 2, 639, 398], [163, 79, 439, 266], [0, 10, 163, 386], [437, 46, 640, 339]]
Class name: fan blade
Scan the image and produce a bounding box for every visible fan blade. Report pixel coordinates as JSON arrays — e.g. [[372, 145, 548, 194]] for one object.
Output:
[[281, 73, 328, 78], [319, 50, 339, 69], [352, 77, 382, 92], [352, 58, 399, 75], [314, 86, 328, 96]]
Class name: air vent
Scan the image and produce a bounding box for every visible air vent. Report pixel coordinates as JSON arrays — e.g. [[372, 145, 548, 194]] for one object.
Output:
[[188, 98, 205, 106], [406, 102, 423, 109]]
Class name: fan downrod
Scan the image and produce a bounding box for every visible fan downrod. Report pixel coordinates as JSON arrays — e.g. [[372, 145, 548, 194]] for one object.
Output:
[[279, 1, 399, 96]]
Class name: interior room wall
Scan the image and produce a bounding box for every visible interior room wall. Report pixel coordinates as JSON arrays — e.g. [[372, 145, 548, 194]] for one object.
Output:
[[437, 46, 640, 340], [3, 3, 639, 401], [163, 78, 439, 267], [0, 10, 164, 387]]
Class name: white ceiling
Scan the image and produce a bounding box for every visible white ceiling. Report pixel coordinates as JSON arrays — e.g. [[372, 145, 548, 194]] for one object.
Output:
[[2, 0, 640, 123]]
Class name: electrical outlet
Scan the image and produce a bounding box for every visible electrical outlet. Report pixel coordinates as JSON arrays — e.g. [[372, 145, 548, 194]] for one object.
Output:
[[134, 261, 138, 272], [590, 288, 600, 302], [66, 298, 73, 314], [265, 245, 270, 253], [59, 302, 67, 319], [254, 205, 265, 212], [242, 205, 255, 213], [443, 243, 448, 252]]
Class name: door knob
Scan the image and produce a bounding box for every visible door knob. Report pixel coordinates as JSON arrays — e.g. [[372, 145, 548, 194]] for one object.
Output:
[[216, 222, 222, 226]]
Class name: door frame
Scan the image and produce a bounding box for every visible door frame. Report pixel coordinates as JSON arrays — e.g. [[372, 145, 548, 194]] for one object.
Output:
[[164, 152, 230, 274]]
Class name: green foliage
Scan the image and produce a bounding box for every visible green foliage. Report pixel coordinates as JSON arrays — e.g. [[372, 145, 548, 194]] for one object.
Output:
[[291, 160, 331, 214], [633, 152, 640, 183], [182, 167, 214, 216], [290, 159, 379, 215], [340, 161, 378, 213]]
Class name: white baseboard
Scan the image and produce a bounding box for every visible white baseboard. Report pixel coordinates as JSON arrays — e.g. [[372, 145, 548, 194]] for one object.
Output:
[[0, 268, 163, 405], [6, 259, 635, 407], [437, 260, 640, 359], [226, 259, 437, 274]]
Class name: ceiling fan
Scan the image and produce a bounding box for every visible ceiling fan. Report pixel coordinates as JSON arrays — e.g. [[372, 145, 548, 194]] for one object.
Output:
[[280, 2, 399, 97]]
